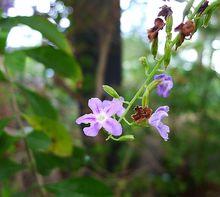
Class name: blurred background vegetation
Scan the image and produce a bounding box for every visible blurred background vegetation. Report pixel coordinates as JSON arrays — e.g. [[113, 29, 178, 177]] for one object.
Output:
[[0, 0, 220, 196]]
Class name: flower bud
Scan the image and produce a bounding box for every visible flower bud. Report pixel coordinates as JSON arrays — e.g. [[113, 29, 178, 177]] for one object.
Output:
[[203, 11, 212, 28], [142, 89, 149, 107], [166, 15, 173, 34], [103, 85, 120, 98], [151, 37, 158, 59], [183, 0, 194, 19], [139, 56, 150, 74], [164, 41, 172, 69], [117, 135, 135, 142]]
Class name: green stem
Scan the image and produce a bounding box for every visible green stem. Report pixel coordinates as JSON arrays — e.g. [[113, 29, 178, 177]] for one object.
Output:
[[3, 65, 46, 196], [118, 56, 164, 122]]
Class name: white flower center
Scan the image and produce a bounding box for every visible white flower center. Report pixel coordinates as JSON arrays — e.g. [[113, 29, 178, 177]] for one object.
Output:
[[96, 112, 107, 122]]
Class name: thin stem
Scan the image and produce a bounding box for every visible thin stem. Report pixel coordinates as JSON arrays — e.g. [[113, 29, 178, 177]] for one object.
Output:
[[3, 65, 46, 196], [118, 57, 164, 122]]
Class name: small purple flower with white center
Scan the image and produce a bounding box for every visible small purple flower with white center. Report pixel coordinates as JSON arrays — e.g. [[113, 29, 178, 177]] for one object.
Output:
[[76, 97, 125, 137], [154, 74, 173, 98], [148, 106, 170, 141]]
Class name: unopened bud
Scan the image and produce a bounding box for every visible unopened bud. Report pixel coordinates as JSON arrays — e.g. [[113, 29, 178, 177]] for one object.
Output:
[[103, 85, 120, 98], [151, 37, 158, 59], [164, 41, 172, 69], [183, 0, 195, 19], [117, 135, 135, 142], [166, 15, 173, 34], [139, 56, 150, 74]]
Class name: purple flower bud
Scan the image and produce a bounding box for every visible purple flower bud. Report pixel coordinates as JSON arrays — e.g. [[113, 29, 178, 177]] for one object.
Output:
[[154, 74, 173, 98], [76, 97, 125, 137], [148, 106, 170, 141], [0, 0, 13, 13]]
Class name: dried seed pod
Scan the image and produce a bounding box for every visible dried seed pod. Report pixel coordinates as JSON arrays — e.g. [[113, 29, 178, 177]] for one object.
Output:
[[131, 106, 153, 123]]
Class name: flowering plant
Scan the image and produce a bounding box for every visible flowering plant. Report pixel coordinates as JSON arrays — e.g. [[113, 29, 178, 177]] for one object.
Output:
[[76, 0, 219, 142]]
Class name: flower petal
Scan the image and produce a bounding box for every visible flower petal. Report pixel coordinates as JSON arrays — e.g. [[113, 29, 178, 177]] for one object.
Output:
[[103, 118, 122, 136], [83, 123, 101, 137], [76, 113, 96, 124], [155, 106, 169, 113], [88, 98, 103, 115], [156, 122, 170, 141], [149, 110, 168, 127], [104, 98, 125, 117], [154, 74, 173, 98]]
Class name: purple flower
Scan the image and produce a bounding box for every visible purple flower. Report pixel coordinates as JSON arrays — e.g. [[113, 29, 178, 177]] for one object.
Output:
[[0, 0, 13, 13], [148, 106, 170, 141], [154, 74, 173, 98], [76, 97, 125, 137]]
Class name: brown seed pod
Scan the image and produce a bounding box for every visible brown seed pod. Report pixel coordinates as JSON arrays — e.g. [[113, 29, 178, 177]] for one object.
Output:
[[131, 106, 153, 123]]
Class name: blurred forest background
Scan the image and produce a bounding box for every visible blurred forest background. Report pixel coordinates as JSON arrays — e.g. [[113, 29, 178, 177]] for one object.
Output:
[[0, 0, 220, 196]]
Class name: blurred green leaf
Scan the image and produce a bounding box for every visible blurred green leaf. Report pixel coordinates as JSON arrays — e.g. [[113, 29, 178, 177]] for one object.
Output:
[[0, 158, 24, 180], [24, 46, 82, 83], [0, 70, 7, 82], [27, 131, 51, 152], [24, 115, 72, 157], [46, 177, 113, 197], [0, 132, 17, 155], [35, 146, 86, 176], [0, 16, 72, 54], [0, 28, 9, 54], [4, 51, 26, 74], [18, 85, 58, 120], [0, 118, 10, 130]]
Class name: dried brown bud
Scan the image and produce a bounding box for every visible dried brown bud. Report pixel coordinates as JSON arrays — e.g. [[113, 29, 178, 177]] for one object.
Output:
[[131, 106, 153, 123], [174, 20, 195, 49], [198, 0, 209, 15], [182, 21, 195, 36], [175, 21, 195, 38], [158, 5, 173, 19], [147, 18, 165, 42]]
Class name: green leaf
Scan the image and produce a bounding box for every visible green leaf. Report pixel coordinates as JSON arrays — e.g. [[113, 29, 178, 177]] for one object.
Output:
[[24, 115, 73, 157], [24, 46, 82, 83], [4, 51, 26, 74], [0, 16, 72, 54], [0, 118, 11, 130], [0, 132, 18, 155], [35, 146, 86, 176], [0, 70, 7, 82], [0, 158, 24, 180], [46, 177, 113, 197], [18, 85, 58, 120], [0, 28, 9, 54], [27, 131, 51, 152]]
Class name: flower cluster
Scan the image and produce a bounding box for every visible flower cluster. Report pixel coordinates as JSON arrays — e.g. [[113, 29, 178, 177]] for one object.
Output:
[[75, 0, 213, 142]]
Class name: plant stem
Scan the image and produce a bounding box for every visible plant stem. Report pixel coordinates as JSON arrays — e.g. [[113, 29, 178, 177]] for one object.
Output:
[[3, 65, 46, 196]]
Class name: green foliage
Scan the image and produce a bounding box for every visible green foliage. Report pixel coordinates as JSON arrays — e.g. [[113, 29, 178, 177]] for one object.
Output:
[[46, 177, 113, 197], [0, 159, 24, 180], [24, 46, 82, 83], [0, 16, 72, 54], [24, 115, 72, 157], [26, 131, 52, 152], [4, 51, 26, 74], [18, 85, 58, 120]]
